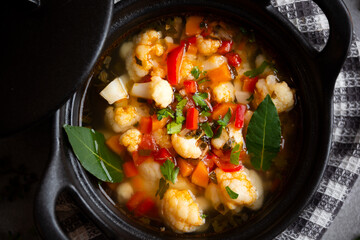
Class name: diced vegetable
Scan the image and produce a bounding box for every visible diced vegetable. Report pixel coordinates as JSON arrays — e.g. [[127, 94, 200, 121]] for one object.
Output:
[[184, 80, 198, 94], [135, 197, 156, 216], [225, 52, 242, 67], [242, 76, 259, 92], [186, 107, 199, 130], [152, 115, 169, 132], [100, 76, 129, 104], [123, 161, 139, 178], [235, 105, 246, 128], [180, 36, 197, 47], [191, 161, 209, 188], [131, 176, 145, 191], [126, 191, 147, 211], [202, 154, 215, 171], [105, 134, 126, 156], [213, 156, 243, 172], [218, 40, 233, 54], [235, 90, 253, 104], [132, 151, 153, 166], [185, 16, 203, 36], [178, 158, 195, 177], [167, 46, 185, 85], [139, 117, 153, 134], [202, 55, 227, 71], [130, 82, 152, 99], [207, 63, 232, 82], [187, 45, 198, 55], [154, 148, 173, 164], [139, 133, 158, 152], [211, 103, 237, 121]]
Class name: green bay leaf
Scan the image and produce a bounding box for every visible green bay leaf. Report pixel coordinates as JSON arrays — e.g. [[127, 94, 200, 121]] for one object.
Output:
[[246, 95, 281, 170], [63, 125, 124, 183]]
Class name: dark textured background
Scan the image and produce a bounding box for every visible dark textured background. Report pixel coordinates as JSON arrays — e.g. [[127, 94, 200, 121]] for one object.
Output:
[[0, 0, 359, 239]]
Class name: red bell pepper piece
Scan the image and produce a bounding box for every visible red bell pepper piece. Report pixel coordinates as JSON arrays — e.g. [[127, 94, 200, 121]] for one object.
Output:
[[218, 40, 233, 54], [211, 151, 243, 172], [154, 148, 173, 164], [235, 105, 246, 128], [242, 76, 259, 92], [139, 133, 158, 152], [135, 197, 156, 216], [139, 116, 153, 134], [184, 80, 198, 94], [202, 154, 215, 171], [123, 161, 138, 178], [225, 52, 242, 67], [180, 36, 197, 48], [126, 191, 147, 211], [186, 107, 199, 130], [167, 45, 185, 85], [132, 151, 153, 166]]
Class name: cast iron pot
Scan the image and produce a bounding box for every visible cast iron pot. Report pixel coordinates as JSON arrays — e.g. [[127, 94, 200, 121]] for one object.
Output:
[[35, 0, 352, 239]]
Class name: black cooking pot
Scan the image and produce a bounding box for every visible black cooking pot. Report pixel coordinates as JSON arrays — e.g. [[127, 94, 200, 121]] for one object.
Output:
[[34, 0, 352, 239]]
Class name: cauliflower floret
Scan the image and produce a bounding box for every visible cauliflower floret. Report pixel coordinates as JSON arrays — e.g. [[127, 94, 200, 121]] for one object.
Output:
[[171, 134, 202, 159], [137, 161, 163, 194], [119, 129, 142, 152], [153, 128, 172, 149], [169, 176, 198, 196], [180, 58, 195, 81], [228, 123, 244, 148], [105, 106, 141, 133], [211, 128, 229, 150], [202, 55, 227, 71], [215, 168, 258, 211], [150, 76, 174, 108], [247, 170, 264, 210], [196, 36, 221, 56], [161, 189, 205, 233], [125, 30, 165, 82], [253, 75, 295, 113], [116, 182, 134, 203], [130, 76, 173, 109], [205, 183, 227, 214], [213, 82, 235, 103], [119, 41, 134, 60]]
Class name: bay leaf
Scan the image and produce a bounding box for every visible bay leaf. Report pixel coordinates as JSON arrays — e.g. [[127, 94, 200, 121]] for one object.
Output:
[[63, 125, 124, 183], [246, 95, 281, 170]]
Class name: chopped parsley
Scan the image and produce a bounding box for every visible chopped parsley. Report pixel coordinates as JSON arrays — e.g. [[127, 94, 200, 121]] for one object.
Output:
[[225, 186, 239, 199], [175, 98, 187, 124], [175, 93, 183, 101], [217, 108, 232, 126], [157, 107, 175, 120], [244, 61, 269, 78], [201, 122, 213, 138], [191, 66, 206, 80], [156, 178, 169, 200], [200, 110, 211, 117], [167, 121, 182, 134], [160, 159, 179, 184], [197, 78, 210, 85], [246, 94, 254, 102], [192, 92, 209, 110], [213, 126, 223, 139], [230, 144, 241, 165]]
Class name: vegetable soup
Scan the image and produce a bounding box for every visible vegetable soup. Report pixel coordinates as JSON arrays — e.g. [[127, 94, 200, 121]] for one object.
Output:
[[71, 15, 301, 234]]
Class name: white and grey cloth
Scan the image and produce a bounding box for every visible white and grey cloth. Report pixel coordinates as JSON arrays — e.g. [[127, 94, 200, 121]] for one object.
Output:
[[56, 0, 360, 239]]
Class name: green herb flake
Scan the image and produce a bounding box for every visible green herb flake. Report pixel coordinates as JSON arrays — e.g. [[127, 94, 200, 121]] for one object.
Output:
[[197, 78, 210, 85], [225, 186, 239, 199], [160, 159, 179, 184], [230, 144, 241, 165], [157, 108, 175, 121], [201, 122, 214, 138], [246, 94, 254, 102], [167, 121, 183, 134], [175, 93, 183, 101], [213, 126, 223, 139], [201, 214, 208, 219], [63, 125, 124, 183], [200, 111, 211, 117], [191, 66, 206, 80], [246, 95, 281, 170], [192, 92, 209, 110], [156, 177, 169, 200], [217, 108, 232, 126], [175, 98, 188, 124], [244, 61, 269, 78]]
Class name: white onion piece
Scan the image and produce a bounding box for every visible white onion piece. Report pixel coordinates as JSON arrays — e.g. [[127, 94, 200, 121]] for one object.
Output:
[[235, 90, 252, 104], [202, 55, 227, 71], [100, 77, 129, 104], [130, 82, 152, 99]]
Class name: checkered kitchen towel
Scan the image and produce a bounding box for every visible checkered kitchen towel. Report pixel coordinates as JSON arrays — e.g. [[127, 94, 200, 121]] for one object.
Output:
[[56, 0, 360, 239]]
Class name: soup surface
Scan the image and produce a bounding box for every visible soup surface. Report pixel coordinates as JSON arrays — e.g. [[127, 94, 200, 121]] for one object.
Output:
[[83, 15, 300, 234]]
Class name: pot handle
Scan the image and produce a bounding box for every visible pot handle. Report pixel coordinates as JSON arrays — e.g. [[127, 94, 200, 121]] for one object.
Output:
[[34, 110, 72, 240], [265, 0, 352, 94]]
